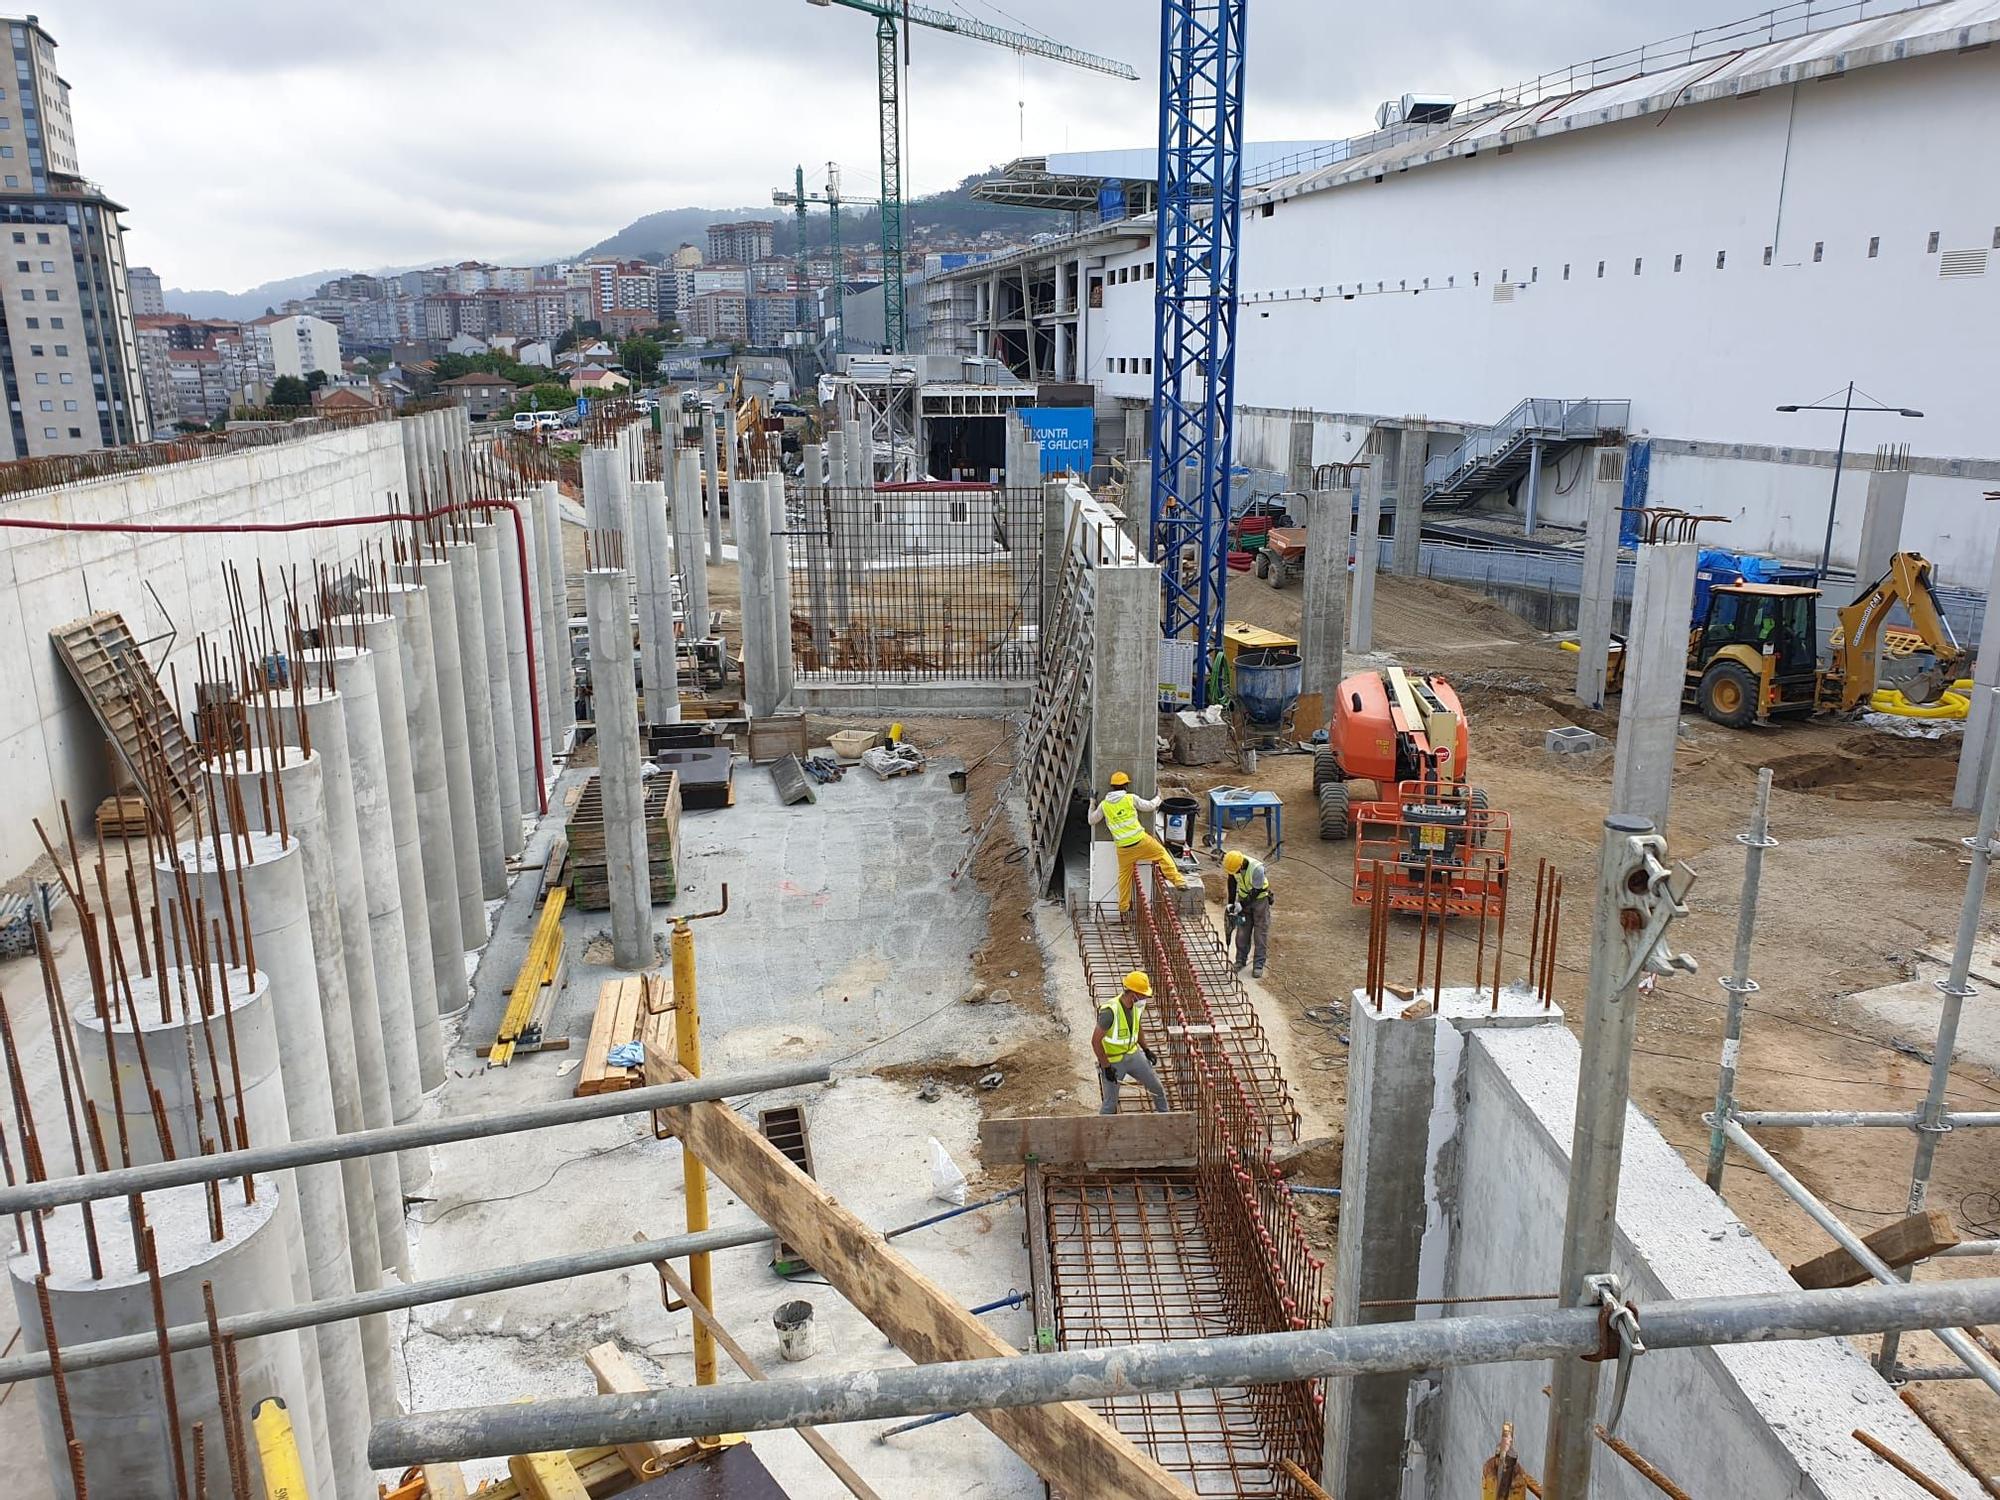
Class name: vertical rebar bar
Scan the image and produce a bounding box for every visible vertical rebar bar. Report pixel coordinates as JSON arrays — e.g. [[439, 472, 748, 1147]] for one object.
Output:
[[1704, 767, 1774, 1192], [1880, 689, 2000, 1378]]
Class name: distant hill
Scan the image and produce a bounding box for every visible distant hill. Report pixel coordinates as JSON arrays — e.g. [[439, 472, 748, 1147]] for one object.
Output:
[[164, 271, 352, 322], [583, 172, 1069, 261]]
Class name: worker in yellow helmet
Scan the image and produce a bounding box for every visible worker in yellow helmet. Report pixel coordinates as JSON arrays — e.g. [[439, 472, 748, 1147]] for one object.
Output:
[[1094, 970, 1168, 1114], [1222, 849, 1273, 979], [1087, 770, 1189, 910]]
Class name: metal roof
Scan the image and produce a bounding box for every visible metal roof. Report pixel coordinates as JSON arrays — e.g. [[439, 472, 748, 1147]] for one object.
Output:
[[1255, 0, 2000, 205]]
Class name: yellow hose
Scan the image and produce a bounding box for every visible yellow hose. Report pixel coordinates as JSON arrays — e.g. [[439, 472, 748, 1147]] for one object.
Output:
[[1870, 688, 1969, 719]]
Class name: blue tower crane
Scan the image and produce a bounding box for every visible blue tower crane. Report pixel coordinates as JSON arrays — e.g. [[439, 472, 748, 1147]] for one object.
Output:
[[1147, 0, 1246, 706]]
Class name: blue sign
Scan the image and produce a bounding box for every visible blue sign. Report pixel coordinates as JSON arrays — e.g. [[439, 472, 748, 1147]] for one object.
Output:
[[1020, 407, 1095, 478], [576, 395, 591, 419]]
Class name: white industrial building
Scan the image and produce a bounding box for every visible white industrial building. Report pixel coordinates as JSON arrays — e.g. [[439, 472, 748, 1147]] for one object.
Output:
[[933, 0, 2000, 586]]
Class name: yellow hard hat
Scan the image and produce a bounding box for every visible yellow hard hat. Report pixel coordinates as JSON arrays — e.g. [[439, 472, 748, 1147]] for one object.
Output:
[[1123, 970, 1152, 997], [1109, 771, 1131, 788], [1223, 851, 1246, 874]]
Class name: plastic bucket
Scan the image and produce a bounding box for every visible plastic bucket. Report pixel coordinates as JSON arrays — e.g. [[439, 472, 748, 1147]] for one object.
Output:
[[1159, 795, 1199, 848], [948, 769, 969, 794], [773, 1299, 817, 1362]]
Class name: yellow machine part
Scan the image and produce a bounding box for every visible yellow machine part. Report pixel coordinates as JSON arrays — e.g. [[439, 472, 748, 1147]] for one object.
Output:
[[1222, 621, 1298, 663], [252, 1397, 308, 1500]]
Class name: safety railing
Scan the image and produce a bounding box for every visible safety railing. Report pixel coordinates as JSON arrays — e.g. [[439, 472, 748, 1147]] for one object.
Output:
[[1423, 398, 1630, 494]]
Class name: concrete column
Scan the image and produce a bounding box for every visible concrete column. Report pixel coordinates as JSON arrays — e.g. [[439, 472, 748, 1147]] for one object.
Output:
[[583, 444, 627, 539], [401, 557, 486, 943], [356, 610, 447, 1090], [197, 758, 390, 1446], [496, 508, 540, 812], [537, 482, 574, 754], [1323, 995, 1439, 1498], [1956, 547, 2000, 810], [702, 408, 724, 564], [1390, 420, 1426, 577], [445, 541, 506, 900], [824, 426, 853, 628], [632, 479, 677, 725], [278, 688, 409, 1283], [1523, 438, 1544, 537], [68, 956, 334, 1491], [1122, 401, 1147, 461], [1610, 541, 1699, 835], [1350, 458, 1382, 655], [736, 477, 783, 718], [770, 474, 796, 707], [585, 567, 653, 969], [802, 442, 831, 662], [474, 524, 525, 859], [1042, 476, 1072, 620], [1087, 558, 1163, 803], [1856, 463, 1910, 597], [1300, 486, 1349, 710], [673, 447, 710, 651], [1287, 412, 1315, 493], [723, 404, 740, 545], [374, 578, 469, 1024], [11, 1180, 332, 1500], [305, 645, 426, 1193], [1574, 447, 1625, 710]]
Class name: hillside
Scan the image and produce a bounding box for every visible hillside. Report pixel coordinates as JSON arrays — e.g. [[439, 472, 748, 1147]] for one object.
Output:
[[165, 270, 353, 321], [582, 171, 1068, 261]]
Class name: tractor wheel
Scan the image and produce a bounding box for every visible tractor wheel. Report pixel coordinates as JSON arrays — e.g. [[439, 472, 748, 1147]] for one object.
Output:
[[1254, 550, 1271, 579], [1268, 556, 1291, 588], [1699, 661, 1758, 729], [1313, 747, 1339, 793], [1319, 782, 1351, 841]]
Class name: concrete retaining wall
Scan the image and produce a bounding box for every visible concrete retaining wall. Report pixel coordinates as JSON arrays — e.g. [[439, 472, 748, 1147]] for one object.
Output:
[[0, 422, 404, 877]]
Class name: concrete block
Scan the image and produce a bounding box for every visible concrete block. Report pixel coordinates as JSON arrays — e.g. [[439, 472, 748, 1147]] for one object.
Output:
[[1544, 725, 1607, 755], [1170, 711, 1232, 766]]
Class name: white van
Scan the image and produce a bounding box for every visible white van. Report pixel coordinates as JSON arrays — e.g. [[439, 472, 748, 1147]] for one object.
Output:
[[535, 411, 565, 430], [511, 411, 536, 432]]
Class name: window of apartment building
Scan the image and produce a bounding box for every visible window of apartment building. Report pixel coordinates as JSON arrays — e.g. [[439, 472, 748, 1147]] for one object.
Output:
[[36, 399, 48, 410], [1868, 236, 1880, 258], [1596, 261, 1604, 278], [51, 343, 61, 355], [26, 343, 37, 355], [17, 287, 29, 300], [41, 287, 53, 300], [23, 316, 34, 327], [41, 427, 54, 439], [1143, 357, 1153, 375], [1674, 254, 1683, 272], [61, 400, 73, 411], [37, 260, 48, 272], [32, 371, 44, 383], [1812, 241, 1824, 263], [8, 232, 18, 243], [1716, 251, 1726, 268], [48, 316, 59, 327], [1927, 230, 1940, 253], [57, 372, 70, 383], [67, 427, 78, 438], [35, 232, 47, 244]]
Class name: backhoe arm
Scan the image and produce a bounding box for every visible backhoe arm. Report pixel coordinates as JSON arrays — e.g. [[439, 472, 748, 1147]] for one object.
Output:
[[1831, 552, 1966, 711]]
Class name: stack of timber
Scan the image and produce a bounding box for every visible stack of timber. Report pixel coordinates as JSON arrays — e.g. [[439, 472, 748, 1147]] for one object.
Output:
[[566, 768, 682, 909], [486, 886, 567, 1066], [577, 973, 677, 1096]]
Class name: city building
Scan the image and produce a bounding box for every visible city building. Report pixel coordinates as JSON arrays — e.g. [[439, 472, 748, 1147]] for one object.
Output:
[[248, 312, 341, 383], [438, 369, 517, 420], [0, 15, 151, 458], [670, 243, 703, 269], [126, 263, 164, 317], [707, 219, 774, 266], [928, 2, 2000, 586]]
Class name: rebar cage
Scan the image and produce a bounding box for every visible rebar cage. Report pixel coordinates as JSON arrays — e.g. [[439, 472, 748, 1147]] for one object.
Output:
[[781, 483, 1042, 683]]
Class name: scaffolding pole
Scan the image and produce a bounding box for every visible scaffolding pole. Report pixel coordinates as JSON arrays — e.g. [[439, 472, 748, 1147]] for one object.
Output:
[[1719, 1118, 2000, 1400], [367, 1278, 2000, 1467], [0, 1061, 829, 1213], [1705, 768, 1774, 1192]]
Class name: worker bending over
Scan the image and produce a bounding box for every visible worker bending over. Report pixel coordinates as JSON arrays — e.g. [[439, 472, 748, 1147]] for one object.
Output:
[[1088, 770, 1189, 910], [1222, 849, 1273, 979], [1094, 970, 1169, 1114]]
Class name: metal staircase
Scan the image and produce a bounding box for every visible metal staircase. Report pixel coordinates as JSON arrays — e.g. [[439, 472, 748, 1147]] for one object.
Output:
[[1422, 397, 1629, 506]]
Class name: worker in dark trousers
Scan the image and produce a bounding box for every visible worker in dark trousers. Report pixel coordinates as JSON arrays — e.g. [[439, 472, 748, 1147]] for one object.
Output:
[[1094, 970, 1169, 1113], [1223, 849, 1273, 978]]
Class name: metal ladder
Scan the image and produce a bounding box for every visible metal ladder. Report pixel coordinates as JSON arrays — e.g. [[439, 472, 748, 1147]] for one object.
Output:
[[50, 611, 201, 837]]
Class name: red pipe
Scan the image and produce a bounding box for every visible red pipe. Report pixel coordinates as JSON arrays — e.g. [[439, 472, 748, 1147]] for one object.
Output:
[[0, 497, 552, 814]]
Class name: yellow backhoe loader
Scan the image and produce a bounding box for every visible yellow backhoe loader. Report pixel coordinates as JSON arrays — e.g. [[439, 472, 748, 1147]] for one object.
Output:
[[1599, 552, 1968, 728]]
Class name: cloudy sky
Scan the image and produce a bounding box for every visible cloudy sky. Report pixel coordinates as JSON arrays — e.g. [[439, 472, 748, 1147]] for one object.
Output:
[[46, 0, 1755, 292]]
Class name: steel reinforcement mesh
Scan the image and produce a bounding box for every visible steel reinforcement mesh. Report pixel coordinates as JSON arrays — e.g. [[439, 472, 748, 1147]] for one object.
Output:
[[781, 484, 1043, 683], [1062, 877, 1327, 1493]]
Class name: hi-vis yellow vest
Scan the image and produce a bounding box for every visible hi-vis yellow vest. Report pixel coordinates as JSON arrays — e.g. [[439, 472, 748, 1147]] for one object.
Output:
[[1101, 791, 1145, 846], [1103, 994, 1145, 1060]]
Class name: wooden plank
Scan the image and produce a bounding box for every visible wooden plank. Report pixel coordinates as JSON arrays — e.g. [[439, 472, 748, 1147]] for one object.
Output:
[[1022, 1163, 1056, 1355], [585, 1341, 681, 1479], [420, 1464, 470, 1500], [640, 1237, 886, 1500], [977, 1112, 1200, 1168], [1790, 1209, 1960, 1290], [577, 978, 632, 1096], [607, 979, 643, 1085], [506, 1450, 591, 1500], [654, 1081, 1191, 1500]]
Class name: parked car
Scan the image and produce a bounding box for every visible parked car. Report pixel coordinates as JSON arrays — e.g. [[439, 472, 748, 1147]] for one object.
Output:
[[511, 411, 538, 432], [535, 411, 566, 430], [552, 426, 581, 442]]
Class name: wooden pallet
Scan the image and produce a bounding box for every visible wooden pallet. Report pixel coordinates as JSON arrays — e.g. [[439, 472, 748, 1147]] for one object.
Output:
[[576, 973, 677, 1096], [94, 792, 151, 842], [566, 769, 682, 909], [52, 612, 202, 838]]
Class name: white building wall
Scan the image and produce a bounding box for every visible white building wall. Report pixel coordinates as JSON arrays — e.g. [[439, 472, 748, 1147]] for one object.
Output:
[[268, 314, 342, 382], [0, 422, 405, 877], [998, 42, 2000, 582]]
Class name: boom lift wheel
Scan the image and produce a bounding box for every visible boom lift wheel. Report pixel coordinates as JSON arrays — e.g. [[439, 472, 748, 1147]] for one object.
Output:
[[1319, 781, 1350, 841], [1313, 747, 1339, 793]]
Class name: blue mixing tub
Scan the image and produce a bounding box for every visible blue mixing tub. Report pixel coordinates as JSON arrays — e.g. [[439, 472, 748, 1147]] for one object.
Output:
[[1234, 648, 1302, 727]]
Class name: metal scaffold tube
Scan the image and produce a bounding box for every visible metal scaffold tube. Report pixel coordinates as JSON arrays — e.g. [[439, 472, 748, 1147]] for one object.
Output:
[[1705, 768, 1774, 1190], [1720, 1117, 2000, 1400], [367, 1278, 2000, 1467], [0, 1062, 829, 1214]]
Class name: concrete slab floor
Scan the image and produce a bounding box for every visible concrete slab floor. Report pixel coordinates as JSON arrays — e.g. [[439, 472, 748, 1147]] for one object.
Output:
[[1845, 933, 2000, 1074], [402, 758, 1048, 1497]]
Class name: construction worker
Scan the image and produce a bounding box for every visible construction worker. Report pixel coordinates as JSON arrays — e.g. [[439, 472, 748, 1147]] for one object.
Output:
[[1094, 970, 1168, 1114], [1087, 771, 1189, 910], [1222, 849, 1273, 978]]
